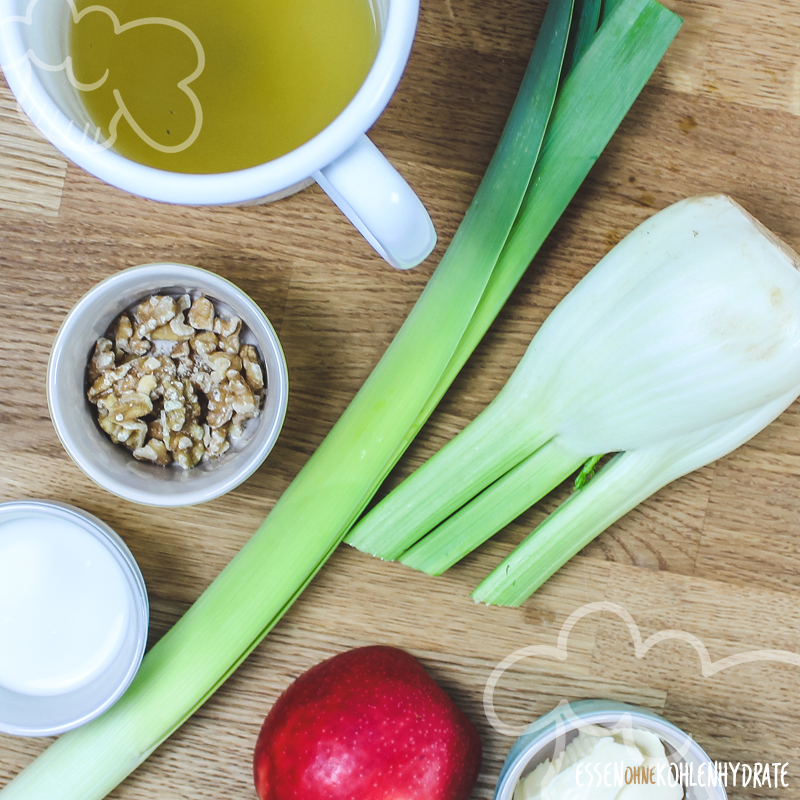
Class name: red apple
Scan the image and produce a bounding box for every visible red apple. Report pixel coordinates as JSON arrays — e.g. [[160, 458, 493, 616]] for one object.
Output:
[[253, 645, 482, 800]]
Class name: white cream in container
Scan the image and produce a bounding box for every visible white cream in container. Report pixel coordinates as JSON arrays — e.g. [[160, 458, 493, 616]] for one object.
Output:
[[494, 700, 726, 800], [0, 501, 148, 737], [514, 725, 683, 800]]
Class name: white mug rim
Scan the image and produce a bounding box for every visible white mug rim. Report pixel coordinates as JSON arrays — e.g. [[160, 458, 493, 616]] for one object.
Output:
[[0, 0, 418, 205]]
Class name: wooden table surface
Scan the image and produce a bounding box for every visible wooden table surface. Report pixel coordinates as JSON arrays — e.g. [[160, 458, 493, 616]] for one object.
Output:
[[3, 0, 800, 798]]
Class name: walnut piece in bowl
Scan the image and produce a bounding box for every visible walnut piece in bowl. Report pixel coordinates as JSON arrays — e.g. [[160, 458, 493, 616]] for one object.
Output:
[[47, 264, 288, 508], [87, 293, 265, 470]]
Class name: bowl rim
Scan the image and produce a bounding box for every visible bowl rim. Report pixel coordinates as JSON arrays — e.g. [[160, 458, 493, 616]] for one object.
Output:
[[0, 499, 149, 737], [46, 263, 289, 507], [493, 699, 728, 800]]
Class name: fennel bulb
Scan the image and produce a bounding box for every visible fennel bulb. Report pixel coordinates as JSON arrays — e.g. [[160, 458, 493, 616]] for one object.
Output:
[[347, 195, 800, 603]]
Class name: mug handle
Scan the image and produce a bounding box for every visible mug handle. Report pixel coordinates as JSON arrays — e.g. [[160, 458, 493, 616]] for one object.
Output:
[[313, 135, 437, 270]]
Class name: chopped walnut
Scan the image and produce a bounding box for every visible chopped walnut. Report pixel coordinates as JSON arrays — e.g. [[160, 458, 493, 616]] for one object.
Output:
[[137, 374, 158, 396], [89, 338, 115, 381], [129, 333, 151, 357], [186, 420, 205, 443], [148, 417, 166, 441], [133, 295, 176, 338], [214, 315, 242, 338], [206, 352, 232, 384], [151, 322, 191, 341], [98, 409, 122, 439], [115, 391, 153, 422], [133, 438, 170, 466], [170, 312, 196, 339], [219, 333, 240, 354], [241, 345, 264, 392], [191, 370, 214, 396], [228, 375, 257, 416], [176, 441, 205, 470], [115, 315, 132, 355], [188, 297, 215, 331], [87, 292, 267, 470], [87, 361, 133, 399], [229, 413, 246, 440], [121, 420, 147, 451], [191, 331, 218, 355], [108, 359, 144, 395], [206, 383, 234, 429], [204, 423, 231, 458]]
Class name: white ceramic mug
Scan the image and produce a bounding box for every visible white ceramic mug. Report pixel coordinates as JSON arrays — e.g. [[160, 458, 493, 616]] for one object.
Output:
[[0, 0, 436, 269]]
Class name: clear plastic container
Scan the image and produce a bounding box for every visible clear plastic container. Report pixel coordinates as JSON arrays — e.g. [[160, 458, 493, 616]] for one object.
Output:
[[494, 699, 727, 800]]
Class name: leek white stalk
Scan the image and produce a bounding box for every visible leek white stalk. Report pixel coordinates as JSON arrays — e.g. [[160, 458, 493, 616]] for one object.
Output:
[[350, 195, 800, 603]]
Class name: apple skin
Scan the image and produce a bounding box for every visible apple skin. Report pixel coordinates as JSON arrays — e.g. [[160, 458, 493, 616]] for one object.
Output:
[[253, 645, 482, 800]]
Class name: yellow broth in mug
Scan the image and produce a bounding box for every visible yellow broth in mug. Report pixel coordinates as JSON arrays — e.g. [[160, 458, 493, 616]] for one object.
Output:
[[69, 0, 380, 173]]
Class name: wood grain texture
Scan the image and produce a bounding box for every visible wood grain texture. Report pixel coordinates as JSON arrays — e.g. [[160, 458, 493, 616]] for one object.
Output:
[[0, 85, 67, 217], [3, 0, 800, 799]]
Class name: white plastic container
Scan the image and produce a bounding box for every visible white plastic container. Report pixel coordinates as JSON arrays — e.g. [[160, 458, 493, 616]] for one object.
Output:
[[0, 500, 148, 737]]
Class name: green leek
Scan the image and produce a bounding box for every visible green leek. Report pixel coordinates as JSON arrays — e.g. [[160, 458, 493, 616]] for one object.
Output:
[[0, 0, 576, 797], [565, 0, 602, 70]]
